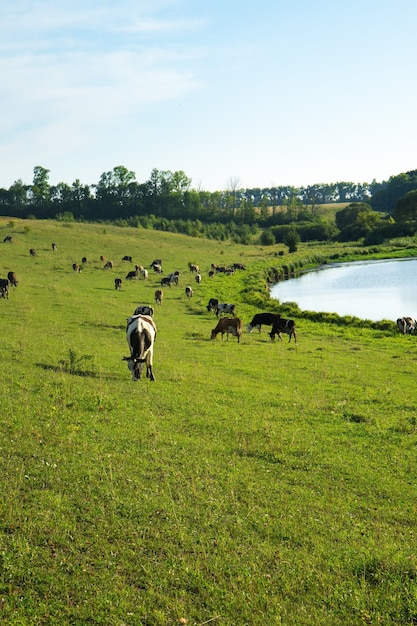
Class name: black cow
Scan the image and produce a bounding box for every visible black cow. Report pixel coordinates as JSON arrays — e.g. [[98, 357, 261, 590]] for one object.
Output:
[[207, 298, 219, 313], [115, 278, 122, 290], [122, 256, 132, 262], [126, 269, 139, 280], [269, 317, 297, 343], [248, 312, 282, 333], [7, 271, 18, 287]]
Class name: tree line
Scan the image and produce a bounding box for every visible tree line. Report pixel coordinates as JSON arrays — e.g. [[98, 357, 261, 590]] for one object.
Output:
[[0, 165, 416, 246]]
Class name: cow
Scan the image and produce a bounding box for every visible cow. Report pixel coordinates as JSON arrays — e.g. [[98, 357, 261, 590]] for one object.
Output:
[[195, 273, 202, 284], [168, 272, 179, 286], [161, 276, 171, 287], [72, 263, 81, 273], [122, 255, 132, 262], [123, 315, 156, 381], [269, 317, 297, 343], [52, 243, 57, 251], [3, 235, 12, 243], [152, 263, 162, 274], [7, 271, 18, 287], [126, 269, 139, 280], [133, 305, 154, 317], [207, 298, 219, 313], [215, 303, 236, 318], [114, 278, 122, 290], [0, 278, 9, 298], [248, 312, 282, 333], [100, 255, 105, 262], [396, 317, 417, 335], [188, 263, 199, 273], [185, 286, 193, 298], [154, 289, 163, 305], [30, 249, 36, 257], [82, 257, 87, 264], [211, 317, 243, 343], [104, 260, 113, 269], [141, 268, 148, 280], [232, 262, 246, 271]]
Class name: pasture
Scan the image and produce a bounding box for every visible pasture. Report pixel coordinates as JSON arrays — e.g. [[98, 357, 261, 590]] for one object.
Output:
[[0, 218, 416, 625]]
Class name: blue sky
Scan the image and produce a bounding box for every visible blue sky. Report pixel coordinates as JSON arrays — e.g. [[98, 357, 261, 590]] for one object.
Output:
[[1, 0, 416, 191]]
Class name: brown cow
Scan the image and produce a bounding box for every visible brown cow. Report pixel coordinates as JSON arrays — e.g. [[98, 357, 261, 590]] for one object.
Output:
[[211, 317, 242, 343]]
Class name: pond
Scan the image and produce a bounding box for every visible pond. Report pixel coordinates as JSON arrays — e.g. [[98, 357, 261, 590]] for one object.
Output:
[[269, 258, 417, 322]]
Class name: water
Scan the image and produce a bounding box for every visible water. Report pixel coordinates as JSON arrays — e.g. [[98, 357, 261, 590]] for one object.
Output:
[[270, 258, 417, 322]]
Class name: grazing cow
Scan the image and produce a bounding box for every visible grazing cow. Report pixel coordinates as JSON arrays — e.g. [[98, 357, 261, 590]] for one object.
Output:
[[0, 278, 9, 298], [7, 271, 18, 287], [3, 235, 12, 243], [215, 303, 236, 318], [154, 289, 163, 305], [185, 286, 193, 298], [104, 260, 113, 269], [195, 273, 202, 284], [114, 278, 122, 290], [123, 315, 156, 381], [232, 262, 246, 271], [133, 305, 154, 317], [248, 312, 282, 333], [125, 268, 139, 280], [141, 268, 148, 280], [72, 263, 81, 273], [152, 263, 162, 274], [168, 272, 179, 286], [396, 317, 417, 335], [122, 255, 132, 262], [269, 317, 297, 343], [207, 298, 219, 313], [188, 263, 199, 273], [208, 270, 215, 278], [211, 317, 242, 343], [52, 243, 57, 251], [82, 257, 87, 264], [161, 276, 171, 287], [30, 249, 36, 257]]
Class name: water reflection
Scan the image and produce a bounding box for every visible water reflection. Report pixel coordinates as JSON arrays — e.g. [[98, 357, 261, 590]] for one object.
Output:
[[270, 258, 417, 322]]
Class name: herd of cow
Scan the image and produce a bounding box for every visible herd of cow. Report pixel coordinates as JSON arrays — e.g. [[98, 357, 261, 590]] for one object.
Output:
[[123, 260, 299, 381]]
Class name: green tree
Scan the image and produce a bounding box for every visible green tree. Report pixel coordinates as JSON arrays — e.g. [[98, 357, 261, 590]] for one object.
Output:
[[394, 189, 417, 222], [285, 227, 300, 252]]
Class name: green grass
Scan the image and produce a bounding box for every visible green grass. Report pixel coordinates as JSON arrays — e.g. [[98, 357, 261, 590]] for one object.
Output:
[[0, 218, 417, 625]]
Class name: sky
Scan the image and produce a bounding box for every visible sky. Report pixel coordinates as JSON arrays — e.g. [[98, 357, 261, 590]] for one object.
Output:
[[1, 0, 417, 192]]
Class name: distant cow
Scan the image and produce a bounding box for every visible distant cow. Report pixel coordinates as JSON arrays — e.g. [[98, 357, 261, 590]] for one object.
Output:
[[396, 317, 417, 335], [115, 278, 122, 290], [123, 315, 156, 381], [248, 312, 282, 333], [133, 305, 154, 317], [7, 271, 18, 287], [82, 257, 87, 264], [232, 262, 246, 271], [3, 235, 12, 243], [104, 260, 113, 269], [161, 276, 171, 287], [126, 269, 139, 280], [211, 317, 242, 343], [72, 263, 81, 273], [215, 303, 236, 318], [152, 263, 162, 274], [30, 248, 36, 257], [100, 255, 105, 262], [141, 268, 148, 280], [185, 286, 193, 298], [154, 289, 163, 305], [207, 298, 219, 313], [122, 255, 132, 262], [195, 273, 202, 284], [269, 317, 297, 343], [188, 263, 199, 273], [52, 243, 57, 251], [0, 278, 9, 298]]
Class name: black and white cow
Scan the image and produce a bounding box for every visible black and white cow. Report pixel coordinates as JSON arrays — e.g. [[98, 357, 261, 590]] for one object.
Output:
[[269, 317, 297, 343], [132, 305, 154, 317], [185, 286, 193, 298], [0, 278, 9, 298], [122, 255, 132, 262], [123, 315, 156, 381], [396, 317, 417, 335], [215, 303, 236, 318], [125, 268, 139, 280], [207, 298, 219, 313], [247, 312, 282, 333], [114, 278, 122, 290]]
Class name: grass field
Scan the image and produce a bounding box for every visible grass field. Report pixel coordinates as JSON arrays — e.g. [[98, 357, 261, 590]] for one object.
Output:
[[0, 218, 416, 625]]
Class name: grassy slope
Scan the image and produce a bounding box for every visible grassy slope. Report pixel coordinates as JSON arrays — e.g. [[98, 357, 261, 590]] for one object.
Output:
[[0, 218, 416, 626]]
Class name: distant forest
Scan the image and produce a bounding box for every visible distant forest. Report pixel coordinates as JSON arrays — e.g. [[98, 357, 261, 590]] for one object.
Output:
[[1, 165, 417, 245]]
